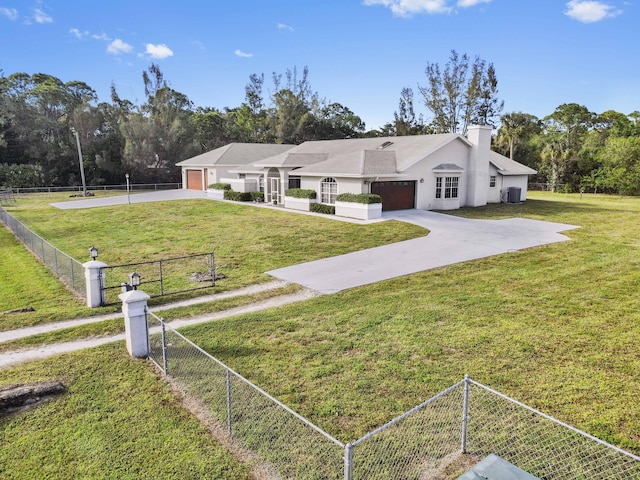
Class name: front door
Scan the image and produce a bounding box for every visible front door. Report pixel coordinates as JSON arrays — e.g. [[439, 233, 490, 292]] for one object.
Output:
[[270, 177, 280, 204]]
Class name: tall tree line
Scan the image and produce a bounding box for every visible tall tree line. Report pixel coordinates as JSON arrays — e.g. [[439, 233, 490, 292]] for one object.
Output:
[[493, 105, 640, 195], [380, 49, 640, 196], [2, 57, 639, 196], [0, 65, 365, 188]]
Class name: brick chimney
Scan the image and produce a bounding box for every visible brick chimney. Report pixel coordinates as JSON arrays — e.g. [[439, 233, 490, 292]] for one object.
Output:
[[466, 125, 493, 207]]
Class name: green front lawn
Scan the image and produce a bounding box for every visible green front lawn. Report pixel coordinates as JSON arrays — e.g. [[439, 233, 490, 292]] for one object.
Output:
[[0, 343, 252, 479], [1, 191, 639, 479], [1, 193, 425, 330], [177, 192, 640, 453]]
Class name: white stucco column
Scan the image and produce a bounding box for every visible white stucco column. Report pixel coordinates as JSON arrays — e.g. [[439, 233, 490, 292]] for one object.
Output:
[[119, 289, 150, 358], [83, 260, 108, 308]]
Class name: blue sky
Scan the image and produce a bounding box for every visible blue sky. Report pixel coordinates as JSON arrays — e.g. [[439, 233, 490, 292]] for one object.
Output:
[[0, 0, 637, 130]]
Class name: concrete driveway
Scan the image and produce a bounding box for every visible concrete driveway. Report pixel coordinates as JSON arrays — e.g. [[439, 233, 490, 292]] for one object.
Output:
[[267, 210, 579, 294], [51, 189, 206, 209]]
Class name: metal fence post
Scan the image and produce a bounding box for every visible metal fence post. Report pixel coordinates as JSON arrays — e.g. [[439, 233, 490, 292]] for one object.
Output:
[[344, 443, 353, 480], [159, 259, 164, 295], [461, 374, 470, 454], [161, 319, 168, 375], [211, 252, 215, 287], [226, 369, 233, 437], [70, 257, 75, 289]]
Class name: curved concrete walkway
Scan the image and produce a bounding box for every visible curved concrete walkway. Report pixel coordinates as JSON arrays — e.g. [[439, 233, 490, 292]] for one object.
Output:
[[267, 210, 580, 294]]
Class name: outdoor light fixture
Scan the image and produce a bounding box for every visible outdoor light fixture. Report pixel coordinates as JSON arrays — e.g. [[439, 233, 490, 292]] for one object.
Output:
[[89, 246, 98, 260], [129, 272, 141, 290], [420, 178, 425, 183]]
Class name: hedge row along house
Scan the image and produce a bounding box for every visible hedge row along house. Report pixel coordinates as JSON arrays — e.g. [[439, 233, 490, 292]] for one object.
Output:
[[177, 125, 536, 214]]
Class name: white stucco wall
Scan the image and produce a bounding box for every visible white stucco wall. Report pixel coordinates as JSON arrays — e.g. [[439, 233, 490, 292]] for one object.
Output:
[[403, 139, 470, 210], [299, 176, 365, 200], [501, 175, 530, 201], [465, 125, 492, 208], [487, 164, 503, 204]]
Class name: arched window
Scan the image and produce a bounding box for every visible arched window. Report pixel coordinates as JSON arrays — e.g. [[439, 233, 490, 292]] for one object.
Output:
[[320, 177, 337, 204]]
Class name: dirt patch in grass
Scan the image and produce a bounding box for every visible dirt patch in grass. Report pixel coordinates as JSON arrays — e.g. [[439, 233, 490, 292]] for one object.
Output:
[[421, 451, 480, 479], [0, 381, 65, 416]]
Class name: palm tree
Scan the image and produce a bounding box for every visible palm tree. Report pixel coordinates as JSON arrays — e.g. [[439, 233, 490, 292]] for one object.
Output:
[[498, 112, 538, 160], [540, 134, 568, 192]]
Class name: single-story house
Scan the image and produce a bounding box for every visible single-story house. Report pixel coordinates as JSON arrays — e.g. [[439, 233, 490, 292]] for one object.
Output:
[[176, 143, 295, 191], [177, 125, 536, 212]]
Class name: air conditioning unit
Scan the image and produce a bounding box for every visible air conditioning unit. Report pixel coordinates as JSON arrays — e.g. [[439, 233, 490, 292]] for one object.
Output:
[[507, 187, 521, 204]]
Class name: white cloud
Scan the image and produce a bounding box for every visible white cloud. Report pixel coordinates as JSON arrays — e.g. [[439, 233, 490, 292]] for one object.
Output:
[[234, 49, 253, 58], [0, 7, 18, 20], [363, 0, 451, 16], [364, 0, 493, 15], [192, 40, 205, 50], [277, 22, 294, 31], [456, 0, 491, 7], [92, 32, 110, 41], [564, 0, 621, 23], [69, 28, 89, 39], [33, 7, 52, 24], [107, 38, 133, 55], [145, 43, 174, 59]]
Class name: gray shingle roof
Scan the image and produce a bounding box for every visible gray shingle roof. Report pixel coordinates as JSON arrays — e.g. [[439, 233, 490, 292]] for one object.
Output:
[[176, 143, 294, 167], [489, 151, 537, 175], [290, 134, 463, 177], [254, 152, 329, 167]]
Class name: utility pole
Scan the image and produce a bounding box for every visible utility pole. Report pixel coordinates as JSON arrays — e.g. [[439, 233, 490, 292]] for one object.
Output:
[[70, 127, 88, 196]]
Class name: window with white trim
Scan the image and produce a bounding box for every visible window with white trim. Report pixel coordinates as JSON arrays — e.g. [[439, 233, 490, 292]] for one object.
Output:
[[320, 177, 337, 204], [489, 176, 496, 188], [435, 176, 459, 199]]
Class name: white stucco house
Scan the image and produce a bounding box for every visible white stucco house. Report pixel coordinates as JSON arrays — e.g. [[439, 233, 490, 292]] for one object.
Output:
[[177, 143, 295, 191], [177, 125, 536, 212]]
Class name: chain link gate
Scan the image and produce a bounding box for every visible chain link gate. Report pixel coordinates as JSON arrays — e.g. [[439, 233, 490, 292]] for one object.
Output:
[[100, 252, 215, 305]]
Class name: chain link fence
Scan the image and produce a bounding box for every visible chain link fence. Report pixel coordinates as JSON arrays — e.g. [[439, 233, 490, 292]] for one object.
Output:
[[0, 206, 85, 297], [146, 309, 345, 478], [146, 310, 640, 479]]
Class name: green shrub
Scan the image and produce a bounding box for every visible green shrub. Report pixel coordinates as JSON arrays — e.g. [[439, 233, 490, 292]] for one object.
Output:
[[310, 203, 335, 215], [284, 188, 317, 199], [224, 190, 252, 201], [209, 183, 232, 190], [335, 193, 382, 204], [250, 191, 264, 202]]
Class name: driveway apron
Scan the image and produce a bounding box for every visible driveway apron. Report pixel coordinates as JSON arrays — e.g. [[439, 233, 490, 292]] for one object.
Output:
[[267, 210, 579, 294]]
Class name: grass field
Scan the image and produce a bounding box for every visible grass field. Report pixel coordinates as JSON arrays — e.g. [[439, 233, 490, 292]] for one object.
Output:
[[1, 191, 639, 479], [176, 192, 640, 453], [0, 193, 425, 330], [0, 343, 253, 479]]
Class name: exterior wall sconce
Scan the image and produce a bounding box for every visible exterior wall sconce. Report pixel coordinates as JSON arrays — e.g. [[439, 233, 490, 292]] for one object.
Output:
[[89, 246, 99, 260], [364, 180, 370, 185], [420, 178, 425, 183]]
